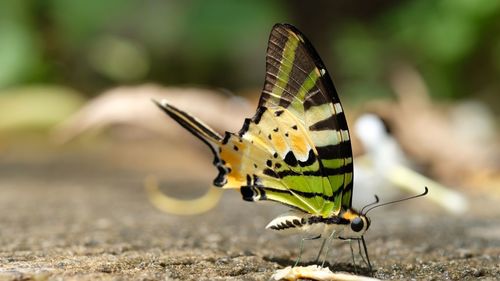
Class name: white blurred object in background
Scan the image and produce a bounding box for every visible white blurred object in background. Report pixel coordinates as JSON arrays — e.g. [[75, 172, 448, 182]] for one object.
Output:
[[353, 113, 469, 215]]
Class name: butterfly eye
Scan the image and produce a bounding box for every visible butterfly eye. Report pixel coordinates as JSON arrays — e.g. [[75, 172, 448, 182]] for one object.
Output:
[[351, 217, 364, 232]]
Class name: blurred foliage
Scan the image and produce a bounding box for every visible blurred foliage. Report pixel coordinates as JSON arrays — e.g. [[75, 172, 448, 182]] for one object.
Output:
[[0, 86, 84, 132], [0, 0, 499, 109]]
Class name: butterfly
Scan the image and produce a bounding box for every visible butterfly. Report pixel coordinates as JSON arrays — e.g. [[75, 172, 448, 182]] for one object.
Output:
[[155, 23, 374, 269]]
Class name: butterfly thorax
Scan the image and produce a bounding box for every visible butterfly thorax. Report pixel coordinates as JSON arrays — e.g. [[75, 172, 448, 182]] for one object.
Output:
[[266, 209, 370, 239]]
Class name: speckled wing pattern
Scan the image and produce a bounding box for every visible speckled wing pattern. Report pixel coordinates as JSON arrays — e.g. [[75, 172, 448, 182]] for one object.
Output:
[[215, 24, 353, 216], [156, 24, 353, 217]]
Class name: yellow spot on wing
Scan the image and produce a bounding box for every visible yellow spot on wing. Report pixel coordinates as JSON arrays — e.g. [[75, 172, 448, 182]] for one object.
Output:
[[271, 134, 288, 155], [220, 147, 240, 170], [290, 133, 309, 158], [226, 174, 245, 188]]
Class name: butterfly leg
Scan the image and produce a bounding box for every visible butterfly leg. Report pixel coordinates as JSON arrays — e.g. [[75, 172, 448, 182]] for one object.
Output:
[[357, 239, 368, 266], [360, 236, 373, 272], [320, 230, 337, 267], [314, 237, 327, 263], [294, 234, 321, 267], [349, 240, 358, 274]]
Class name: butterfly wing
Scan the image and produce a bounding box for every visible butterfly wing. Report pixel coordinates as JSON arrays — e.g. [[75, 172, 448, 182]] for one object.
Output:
[[154, 98, 327, 214], [156, 24, 354, 216], [256, 23, 354, 215]]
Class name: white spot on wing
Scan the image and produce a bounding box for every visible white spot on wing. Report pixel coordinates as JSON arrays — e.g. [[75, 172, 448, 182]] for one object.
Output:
[[333, 102, 343, 114], [309, 129, 349, 146], [306, 103, 333, 122], [341, 129, 350, 141]]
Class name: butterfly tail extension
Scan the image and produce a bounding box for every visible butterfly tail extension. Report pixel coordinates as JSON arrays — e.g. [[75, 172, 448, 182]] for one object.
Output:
[[153, 99, 230, 187], [154, 99, 223, 145]]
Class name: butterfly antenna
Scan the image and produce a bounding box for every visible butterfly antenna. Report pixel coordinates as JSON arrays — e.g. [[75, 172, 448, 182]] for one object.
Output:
[[364, 187, 428, 215], [360, 195, 380, 214]]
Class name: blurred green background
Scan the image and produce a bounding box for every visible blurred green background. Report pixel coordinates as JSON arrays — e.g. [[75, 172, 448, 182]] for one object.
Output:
[[0, 0, 499, 134]]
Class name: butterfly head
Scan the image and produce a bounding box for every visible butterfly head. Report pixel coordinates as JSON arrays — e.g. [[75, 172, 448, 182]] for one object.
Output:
[[340, 187, 430, 239], [340, 209, 371, 239]]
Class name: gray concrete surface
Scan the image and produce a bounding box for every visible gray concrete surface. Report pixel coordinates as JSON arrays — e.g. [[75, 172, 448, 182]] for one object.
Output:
[[0, 143, 498, 280]]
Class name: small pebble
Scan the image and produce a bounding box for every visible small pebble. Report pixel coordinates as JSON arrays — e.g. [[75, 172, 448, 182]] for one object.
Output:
[[216, 257, 230, 265], [457, 249, 473, 259], [473, 268, 484, 277]]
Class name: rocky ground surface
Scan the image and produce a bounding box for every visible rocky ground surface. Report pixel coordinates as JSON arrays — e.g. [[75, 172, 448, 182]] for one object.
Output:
[[0, 141, 499, 280]]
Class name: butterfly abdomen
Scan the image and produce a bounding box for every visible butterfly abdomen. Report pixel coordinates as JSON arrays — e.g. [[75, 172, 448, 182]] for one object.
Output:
[[265, 210, 351, 236], [265, 211, 312, 235]]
